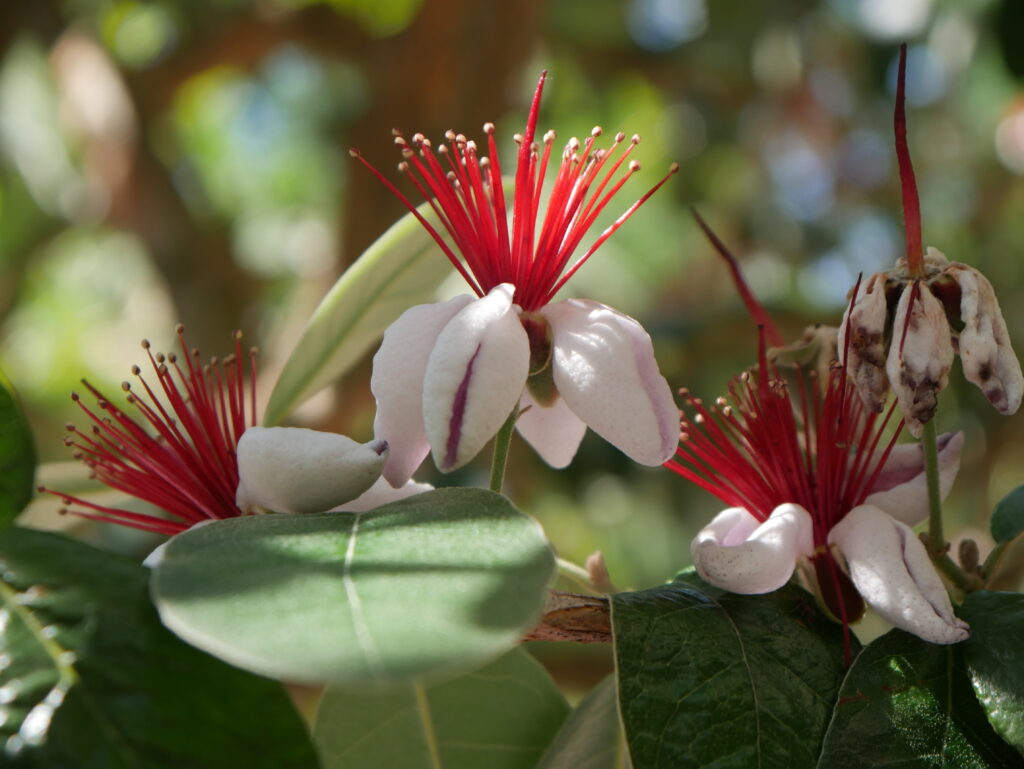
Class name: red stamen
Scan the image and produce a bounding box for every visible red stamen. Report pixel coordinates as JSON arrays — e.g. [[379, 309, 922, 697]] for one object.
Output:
[[353, 71, 676, 312], [895, 43, 924, 276], [42, 328, 258, 536]]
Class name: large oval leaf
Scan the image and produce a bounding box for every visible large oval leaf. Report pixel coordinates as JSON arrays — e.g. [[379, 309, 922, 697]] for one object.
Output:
[[817, 627, 1020, 767], [151, 487, 555, 685], [536, 676, 629, 769], [313, 648, 569, 769], [0, 526, 318, 769], [0, 369, 36, 530], [612, 571, 851, 769], [263, 204, 454, 426], [961, 591, 1024, 756]]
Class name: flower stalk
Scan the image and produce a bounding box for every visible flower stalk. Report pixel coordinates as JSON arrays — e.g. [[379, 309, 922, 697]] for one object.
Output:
[[489, 407, 519, 493]]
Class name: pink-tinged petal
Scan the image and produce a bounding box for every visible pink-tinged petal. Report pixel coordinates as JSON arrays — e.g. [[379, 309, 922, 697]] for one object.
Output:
[[371, 295, 474, 486], [829, 504, 970, 645], [543, 299, 677, 466], [865, 431, 963, 526], [331, 477, 433, 513], [515, 389, 587, 469], [948, 256, 1024, 416], [691, 504, 814, 594], [235, 426, 388, 514], [423, 284, 530, 472]]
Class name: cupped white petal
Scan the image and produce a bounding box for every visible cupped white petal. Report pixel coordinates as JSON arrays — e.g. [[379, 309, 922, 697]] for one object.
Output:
[[691, 503, 814, 594], [422, 284, 530, 472], [864, 432, 963, 526], [331, 477, 434, 513], [371, 295, 474, 486], [515, 389, 587, 469], [235, 426, 387, 514], [543, 299, 677, 466], [829, 504, 969, 645]]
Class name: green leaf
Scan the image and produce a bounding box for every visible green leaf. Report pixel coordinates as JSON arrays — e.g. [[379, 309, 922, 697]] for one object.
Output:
[[990, 485, 1024, 545], [151, 487, 555, 685], [0, 370, 36, 529], [612, 571, 851, 769], [817, 628, 1020, 767], [313, 648, 569, 769], [263, 204, 454, 425], [536, 676, 630, 769], [961, 591, 1024, 756], [0, 526, 318, 769]]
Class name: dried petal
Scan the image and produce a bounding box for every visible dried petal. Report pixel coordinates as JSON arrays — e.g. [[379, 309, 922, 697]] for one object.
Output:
[[885, 282, 954, 436], [948, 258, 1024, 416], [839, 271, 891, 412]]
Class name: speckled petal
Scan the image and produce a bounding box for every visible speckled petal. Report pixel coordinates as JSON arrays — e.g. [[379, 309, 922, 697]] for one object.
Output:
[[691, 503, 814, 594], [865, 431, 963, 527]]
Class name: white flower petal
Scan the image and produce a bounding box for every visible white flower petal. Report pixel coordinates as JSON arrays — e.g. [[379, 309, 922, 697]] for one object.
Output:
[[371, 295, 474, 486], [331, 477, 433, 513], [515, 389, 587, 469], [235, 426, 387, 514], [949, 257, 1024, 416], [423, 284, 530, 472], [691, 504, 814, 594], [885, 282, 955, 437], [838, 271, 890, 413], [829, 504, 970, 645], [544, 299, 677, 466], [865, 431, 963, 526]]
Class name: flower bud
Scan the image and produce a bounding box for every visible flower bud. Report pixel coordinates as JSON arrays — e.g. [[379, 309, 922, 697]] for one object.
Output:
[[236, 426, 388, 514]]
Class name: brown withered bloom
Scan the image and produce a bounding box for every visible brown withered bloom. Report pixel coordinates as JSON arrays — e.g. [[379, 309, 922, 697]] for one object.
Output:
[[839, 46, 1023, 435]]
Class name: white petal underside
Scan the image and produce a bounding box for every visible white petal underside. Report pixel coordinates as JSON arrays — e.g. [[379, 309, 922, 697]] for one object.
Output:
[[423, 284, 530, 472], [371, 295, 474, 486], [829, 504, 970, 645], [544, 299, 677, 466], [515, 388, 587, 469]]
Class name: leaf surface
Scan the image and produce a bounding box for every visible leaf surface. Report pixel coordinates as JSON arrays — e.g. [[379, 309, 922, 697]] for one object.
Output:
[[314, 648, 569, 769], [0, 526, 318, 769], [151, 488, 555, 684], [612, 572, 851, 769]]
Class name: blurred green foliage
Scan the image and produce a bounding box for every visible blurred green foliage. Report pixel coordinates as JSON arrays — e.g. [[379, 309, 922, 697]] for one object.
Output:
[[1, 0, 1023, 620]]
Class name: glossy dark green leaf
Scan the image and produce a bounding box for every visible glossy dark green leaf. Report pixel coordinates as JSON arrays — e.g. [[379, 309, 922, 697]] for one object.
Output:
[[151, 488, 555, 685], [536, 675, 630, 769], [612, 572, 852, 769], [961, 591, 1024, 755], [0, 526, 318, 769], [817, 627, 1020, 767], [0, 370, 36, 529], [990, 485, 1024, 545], [313, 648, 569, 769]]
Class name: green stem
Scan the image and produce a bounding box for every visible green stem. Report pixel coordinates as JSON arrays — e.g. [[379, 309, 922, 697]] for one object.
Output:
[[489, 408, 518, 493], [557, 558, 594, 593], [921, 421, 970, 590]]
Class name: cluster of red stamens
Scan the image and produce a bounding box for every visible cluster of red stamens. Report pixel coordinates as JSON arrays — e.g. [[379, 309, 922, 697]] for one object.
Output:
[[350, 71, 678, 312], [40, 326, 258, 536]]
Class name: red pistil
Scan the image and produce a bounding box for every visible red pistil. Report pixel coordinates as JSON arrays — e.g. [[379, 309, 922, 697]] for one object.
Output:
[[351, 72, 678, 312], [39, 326, 258, 536], [895, 43, 924, 276]]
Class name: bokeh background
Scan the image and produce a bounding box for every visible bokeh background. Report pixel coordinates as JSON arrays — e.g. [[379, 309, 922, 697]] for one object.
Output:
[[3, 0, 1024, 682]]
